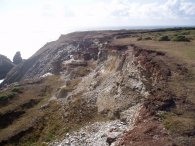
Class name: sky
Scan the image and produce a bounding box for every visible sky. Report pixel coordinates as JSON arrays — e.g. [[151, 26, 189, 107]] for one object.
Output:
[[0, 0, 195, 60]]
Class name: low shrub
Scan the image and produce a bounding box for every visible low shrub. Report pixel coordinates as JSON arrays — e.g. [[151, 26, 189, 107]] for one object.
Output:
[[143, 37, 152, 40], [0, 92, 16, 101], [172, 35, 190, 42], [137, 37, 142, 41], [180, 31, 190, 35], [0, 87, 22, 102], [159, 35, 170, 41], [12, 87, 23, 93]]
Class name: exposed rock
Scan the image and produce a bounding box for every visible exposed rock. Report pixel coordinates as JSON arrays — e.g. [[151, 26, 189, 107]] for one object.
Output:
[[41, 73, 53, 78], [0, 54, 14, 80], [13, 51, 22, 65], [2, 36, 107, 85], [2, 56, 39, 85], [106, 133, 118, 145], [51, 104, 142, 146]]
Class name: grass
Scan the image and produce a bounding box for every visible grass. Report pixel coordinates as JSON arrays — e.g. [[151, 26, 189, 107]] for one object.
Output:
[[163, 113, 195, 136], [0, 75, 65, 145], [0, 74, 108, 146], [0, 92, 16, 101], [11, 87, 23, 93], [113, 38, 195, 64], [133, 29, 195, 42], [0, 87, 23, 102]]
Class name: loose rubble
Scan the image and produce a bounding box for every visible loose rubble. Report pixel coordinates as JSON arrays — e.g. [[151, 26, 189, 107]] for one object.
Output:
[[51, 104, 142, 146]]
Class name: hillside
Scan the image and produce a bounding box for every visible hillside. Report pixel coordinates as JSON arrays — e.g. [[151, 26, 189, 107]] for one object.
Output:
[[0, 55, 14, 80], [0, 28, 195, 146]]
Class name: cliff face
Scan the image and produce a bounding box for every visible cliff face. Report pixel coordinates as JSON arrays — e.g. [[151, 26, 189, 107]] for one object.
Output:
[[0, 30, 194, 146], [0, 55, 14, 80], [2, 32, 112, 85], [51, 44, 174, 146], [2, 30, 148, 84]]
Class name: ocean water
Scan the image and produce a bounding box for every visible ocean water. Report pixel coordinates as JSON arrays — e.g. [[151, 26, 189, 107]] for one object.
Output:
[[77, 25, 195, 31]]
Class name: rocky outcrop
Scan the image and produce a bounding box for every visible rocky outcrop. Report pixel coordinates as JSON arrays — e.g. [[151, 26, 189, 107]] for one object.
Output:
[[13, 51, 22, 65], [2, 32, 111, 85], [0, 55, 14, 80]]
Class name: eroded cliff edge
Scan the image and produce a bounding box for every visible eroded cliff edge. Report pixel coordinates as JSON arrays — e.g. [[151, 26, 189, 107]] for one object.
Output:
[[0, 30, 194, 146]]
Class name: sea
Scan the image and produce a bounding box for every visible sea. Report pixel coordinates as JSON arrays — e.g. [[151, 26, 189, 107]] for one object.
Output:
[[76, 25, 195, 32]]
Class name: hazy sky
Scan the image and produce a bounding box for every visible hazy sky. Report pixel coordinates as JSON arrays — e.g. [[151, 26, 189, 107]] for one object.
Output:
[[0, 0, 195, 59]]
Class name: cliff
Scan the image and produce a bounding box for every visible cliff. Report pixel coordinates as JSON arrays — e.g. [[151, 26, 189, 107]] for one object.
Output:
[[0, 29, 195, 146], [0, 55, 14, 80]]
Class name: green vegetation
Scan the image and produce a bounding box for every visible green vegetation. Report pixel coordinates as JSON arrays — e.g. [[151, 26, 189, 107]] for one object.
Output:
[[172, 35, 190, 42], [137, 36, 152, 41], [137, 37, 142, 41], [0, 75, 108, 146], [163, 113, 195, 136], [135, 29, 195, 42], [11, 87, 23, 93], [121, 29, 195, 63], [0, 92, 16, 101], [179, 31, 190, 35], [159, 35, 170, 41], [143, 37, 152, 40], [0, 87, 23, 102], [0, 76, 65, 145]]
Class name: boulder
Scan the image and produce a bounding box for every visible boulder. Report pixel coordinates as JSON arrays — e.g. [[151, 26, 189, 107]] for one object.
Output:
[[13, 51, 22, 65]]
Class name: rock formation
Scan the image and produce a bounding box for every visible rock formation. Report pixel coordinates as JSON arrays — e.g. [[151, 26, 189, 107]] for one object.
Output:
[[13, 51, 22, 65], [0, 54, 14, 80]]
